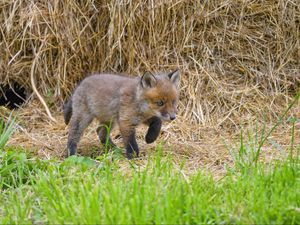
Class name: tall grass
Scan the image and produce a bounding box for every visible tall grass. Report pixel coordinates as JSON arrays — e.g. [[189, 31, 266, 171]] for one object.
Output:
[[227, 92, 300, 172], [0, 115, 15, 150], [0, 148, 299, 224]]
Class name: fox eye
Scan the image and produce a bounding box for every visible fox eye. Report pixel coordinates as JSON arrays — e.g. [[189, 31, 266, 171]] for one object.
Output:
[[156, 100, 164, 106]]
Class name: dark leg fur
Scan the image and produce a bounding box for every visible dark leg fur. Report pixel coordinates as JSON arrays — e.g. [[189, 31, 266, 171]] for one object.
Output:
[[68, 141, 77, 156], [125, 131, 139, 159], [145, 116, 162, 144], [119, 123, 139, 159]]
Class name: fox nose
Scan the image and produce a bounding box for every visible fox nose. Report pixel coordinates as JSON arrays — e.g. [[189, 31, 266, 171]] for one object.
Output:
[[170, 115, 176, 121]]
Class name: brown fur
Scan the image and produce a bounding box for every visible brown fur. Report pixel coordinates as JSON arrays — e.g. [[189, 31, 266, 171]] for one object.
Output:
[[65, 70, 180, 158]]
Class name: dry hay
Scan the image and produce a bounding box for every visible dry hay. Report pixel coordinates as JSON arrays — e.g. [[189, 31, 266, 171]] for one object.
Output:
[[0, 0, 300, 173]]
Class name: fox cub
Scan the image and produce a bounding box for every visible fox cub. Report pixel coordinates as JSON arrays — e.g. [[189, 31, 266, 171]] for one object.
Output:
[[64, 70, 180, 159]]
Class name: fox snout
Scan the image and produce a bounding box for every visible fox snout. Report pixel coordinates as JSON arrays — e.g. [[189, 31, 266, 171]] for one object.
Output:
[[160, 112, 177, 122], [170, 114, 176, 121]]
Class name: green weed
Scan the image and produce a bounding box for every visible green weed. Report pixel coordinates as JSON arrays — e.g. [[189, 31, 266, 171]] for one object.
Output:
[[0, 115, 15, 150], [228, 92, 300, 172]]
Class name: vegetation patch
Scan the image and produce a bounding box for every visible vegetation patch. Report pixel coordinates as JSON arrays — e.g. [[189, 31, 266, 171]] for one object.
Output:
[[0, 148, 299, 224]]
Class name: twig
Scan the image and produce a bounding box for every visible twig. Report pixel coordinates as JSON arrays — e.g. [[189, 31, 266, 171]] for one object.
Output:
[[30, 57, 57, 123]]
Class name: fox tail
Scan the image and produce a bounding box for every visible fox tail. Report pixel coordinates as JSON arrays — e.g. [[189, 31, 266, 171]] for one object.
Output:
[[63, 98, 72, 125]]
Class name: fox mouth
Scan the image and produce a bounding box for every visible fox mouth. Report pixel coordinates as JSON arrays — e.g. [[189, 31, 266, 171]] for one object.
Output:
[[162, 117, 176, 122], [161, 117, 171, 122]]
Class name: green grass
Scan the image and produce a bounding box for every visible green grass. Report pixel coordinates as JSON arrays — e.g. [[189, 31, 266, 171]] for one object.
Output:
[[0, 148, 299, 224], [0, 115, 15, 149]]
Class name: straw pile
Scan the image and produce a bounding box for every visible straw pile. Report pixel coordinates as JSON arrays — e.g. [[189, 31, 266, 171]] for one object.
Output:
[[1, 0, 299, 165]]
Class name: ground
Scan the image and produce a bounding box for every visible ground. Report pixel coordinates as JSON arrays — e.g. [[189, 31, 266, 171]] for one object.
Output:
[[5, 99, 299, 177]]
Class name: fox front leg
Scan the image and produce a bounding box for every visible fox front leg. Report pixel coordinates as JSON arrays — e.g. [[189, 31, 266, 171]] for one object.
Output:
[[145, 116, 162, 144], [119, 123, 139, 159]]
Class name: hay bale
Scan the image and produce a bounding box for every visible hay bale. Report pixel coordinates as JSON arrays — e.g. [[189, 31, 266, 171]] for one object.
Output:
[[0, 0, 299, 129]]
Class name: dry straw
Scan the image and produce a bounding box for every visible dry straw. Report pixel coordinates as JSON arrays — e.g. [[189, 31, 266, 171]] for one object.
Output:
[[1, 0, 299, 135]]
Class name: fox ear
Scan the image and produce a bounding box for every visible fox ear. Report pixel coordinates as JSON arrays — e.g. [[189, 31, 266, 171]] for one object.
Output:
[[141, 72, 157, 89], [168, 69, 180, 87]]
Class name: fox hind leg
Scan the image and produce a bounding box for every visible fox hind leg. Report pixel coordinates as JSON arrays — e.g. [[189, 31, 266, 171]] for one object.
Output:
[[67, 113, 93, 156]]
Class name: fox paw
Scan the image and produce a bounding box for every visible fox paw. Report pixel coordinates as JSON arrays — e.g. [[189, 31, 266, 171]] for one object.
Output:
[[145, 132, 159, 143]]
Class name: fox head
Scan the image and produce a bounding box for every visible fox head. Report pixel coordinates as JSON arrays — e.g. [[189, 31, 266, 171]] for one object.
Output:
[[138, 69, 180, 122]]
